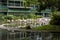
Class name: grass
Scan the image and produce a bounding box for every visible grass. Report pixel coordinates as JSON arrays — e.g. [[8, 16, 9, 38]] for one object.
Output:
[[32, 25, 57, 30]]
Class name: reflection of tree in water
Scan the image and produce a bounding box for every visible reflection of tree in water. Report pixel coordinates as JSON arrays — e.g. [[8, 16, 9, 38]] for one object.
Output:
[[1, 33, 7, 40], [25, 24, 31, 38], [1, 30, 9, 40]]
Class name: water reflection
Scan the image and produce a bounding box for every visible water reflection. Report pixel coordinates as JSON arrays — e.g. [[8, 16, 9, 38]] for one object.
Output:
[[0, 29, 53, 40]]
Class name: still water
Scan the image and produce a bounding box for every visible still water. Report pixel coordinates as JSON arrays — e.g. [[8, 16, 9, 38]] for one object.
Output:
[[0, 29, 52, 40]]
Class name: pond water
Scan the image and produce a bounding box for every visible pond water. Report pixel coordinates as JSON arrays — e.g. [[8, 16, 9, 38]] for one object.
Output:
[[0, 29, 53, 40]]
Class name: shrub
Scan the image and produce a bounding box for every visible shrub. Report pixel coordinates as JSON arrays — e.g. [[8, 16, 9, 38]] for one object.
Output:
[[32, 25, 56, 30], [4, 15, 14, 20], [50, 12, 60, 25]]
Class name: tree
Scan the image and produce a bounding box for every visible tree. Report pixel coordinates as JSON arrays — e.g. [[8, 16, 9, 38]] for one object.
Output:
[[38, 0, 60, 11], [24, 0, 39, 11], [50, 12, 60, 25], [24, 0, 38, 6], [25, 0, 60, 12]]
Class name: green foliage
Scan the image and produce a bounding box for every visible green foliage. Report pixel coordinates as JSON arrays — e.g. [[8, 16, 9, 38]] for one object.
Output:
[[18, 13, 41, 19], [36, 15, 43, 18], [50, 12, 60, 25], [0, 15, 6, 24], [4, 15, 14, 20], [26, 13, 42, 19], [13, 16, 21, 20], [27, 14, 35, 19], [38, 0, 60, 11], [32, 25, 56, 30], [0, 15, 5, 20], [24, 0, 39, 7], [25, 0, 60, 12]]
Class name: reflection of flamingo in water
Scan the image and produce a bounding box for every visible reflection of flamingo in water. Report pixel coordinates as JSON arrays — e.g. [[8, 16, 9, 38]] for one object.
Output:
[[37, 35, 42, 40]]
